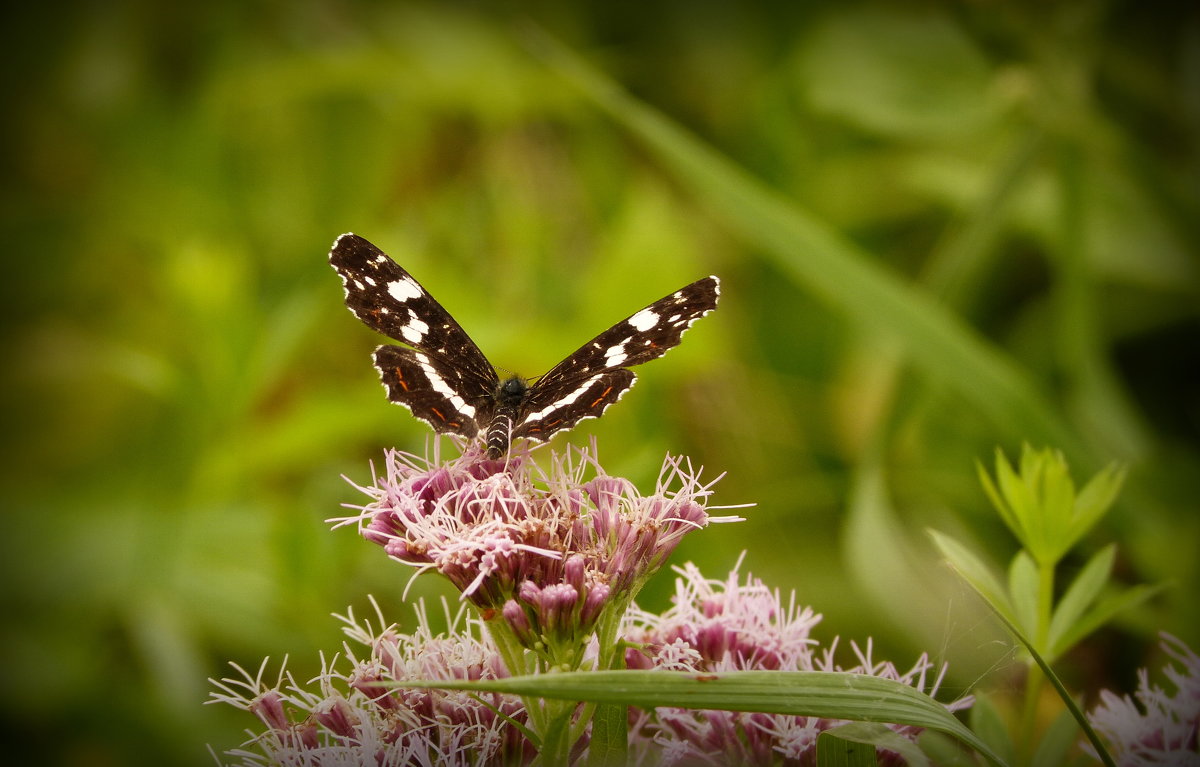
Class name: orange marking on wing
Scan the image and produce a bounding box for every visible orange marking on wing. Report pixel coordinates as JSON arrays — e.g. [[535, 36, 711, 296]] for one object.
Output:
[[589, 386, 614, 408], [394, 370, 410, 392], [431, 407, 446, 421]]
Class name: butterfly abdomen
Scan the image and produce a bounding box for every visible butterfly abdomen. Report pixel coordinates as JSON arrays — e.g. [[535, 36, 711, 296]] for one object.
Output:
[[486, 376, 529, 458]]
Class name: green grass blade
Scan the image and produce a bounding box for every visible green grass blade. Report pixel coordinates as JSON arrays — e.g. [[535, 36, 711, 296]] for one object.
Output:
[[407, 669, 1006, 766], [528, 29, 1091, 469]]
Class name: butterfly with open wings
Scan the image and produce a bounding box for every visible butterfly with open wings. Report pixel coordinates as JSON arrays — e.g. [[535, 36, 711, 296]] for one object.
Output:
[[329, 233, 719, 458]]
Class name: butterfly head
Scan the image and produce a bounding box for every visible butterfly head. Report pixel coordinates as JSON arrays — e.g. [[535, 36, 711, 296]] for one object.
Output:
[[496, 375, 530, 408]]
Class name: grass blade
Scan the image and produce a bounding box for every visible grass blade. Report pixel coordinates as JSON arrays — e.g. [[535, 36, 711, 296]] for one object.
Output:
[[407, 669, 1006, 766]]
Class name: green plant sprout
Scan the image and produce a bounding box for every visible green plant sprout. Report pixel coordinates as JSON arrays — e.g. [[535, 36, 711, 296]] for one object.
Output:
[[932, 444, 1164, 766]]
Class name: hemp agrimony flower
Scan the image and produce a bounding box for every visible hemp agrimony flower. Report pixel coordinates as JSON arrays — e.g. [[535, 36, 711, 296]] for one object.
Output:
[[210, 598, 530, 766], [623, 562, 972, 766], [331, 439, 740, 671], [1086, 633, 1200, 766]]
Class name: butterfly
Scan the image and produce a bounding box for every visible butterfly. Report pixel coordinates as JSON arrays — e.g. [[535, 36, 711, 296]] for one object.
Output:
[[330, 233, 719, 458]]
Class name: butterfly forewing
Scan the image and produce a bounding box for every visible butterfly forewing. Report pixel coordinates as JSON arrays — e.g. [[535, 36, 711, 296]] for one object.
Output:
[[515, 276, 719, 441], [534, 276, 720, 391], [329, 233, 496, 386]]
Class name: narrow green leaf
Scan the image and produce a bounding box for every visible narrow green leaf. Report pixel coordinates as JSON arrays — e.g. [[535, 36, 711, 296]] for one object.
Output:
[[404, 670, 1005, 766], [586, 703, 628, 767], [918, 730, 976, 767], [824, 722, 928, 767], [968, 695, 1016, 767], [1051, 583, 1165, 659], [1046, 545, 1115, 654], [818, 728, 881, 767], [996, 447, 1034, 548], [976, 458, 1014, 532], [929, 530, 1015, 621], [1031, 707, 1082, 767], [1067, 464, 1126, 547], [1008, 551, 1039, 640], [1040, 449, 1077, 554]]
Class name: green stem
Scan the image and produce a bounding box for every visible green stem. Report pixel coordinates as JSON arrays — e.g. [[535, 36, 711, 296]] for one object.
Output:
[[1017, 663, 1043, 765], [1017, 559, 1056, 763], [1037, 559, 1055, 650]]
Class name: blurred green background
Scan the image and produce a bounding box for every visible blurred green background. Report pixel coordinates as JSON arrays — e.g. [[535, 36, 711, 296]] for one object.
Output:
[[2, 2, 1197, 764]]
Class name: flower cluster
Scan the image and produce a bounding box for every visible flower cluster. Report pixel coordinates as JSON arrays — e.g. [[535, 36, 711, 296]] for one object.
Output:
[[623, 561, 972, 766], [213, 442, 969, 765], [209, 599, 530, 766], [1087, 633, 1200, 766], [212, 562, 970, 766], [332, 440, 739, 666]]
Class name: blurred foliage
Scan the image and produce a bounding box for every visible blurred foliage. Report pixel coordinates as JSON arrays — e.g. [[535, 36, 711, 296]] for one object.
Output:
[[1, 1, 1197, 764]]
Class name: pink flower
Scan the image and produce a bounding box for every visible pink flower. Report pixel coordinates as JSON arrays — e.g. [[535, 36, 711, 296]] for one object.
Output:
[[623, 561, 971, 766], [332, 440, 740, 659], [1087, 633, 1200, 766], [209, 598, 531, 766]]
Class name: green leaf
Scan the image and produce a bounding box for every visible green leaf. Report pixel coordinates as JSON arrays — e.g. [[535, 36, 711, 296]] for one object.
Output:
[[1066, 463, 1126, 548], [918, 730, 976, 767], [823, 722, 927, 767], [586, 703, 628, 767], [404, 670, 1006, 766], [1047, 545, 1115, 655], [928, 530, 1015, 621], [1008, 551, 1039, 639], [993, 447, 1033, 545], [968, 694, 1016, 767], [818, 728, 881, 767], [977, 457, 1017, 535], [1035, 447, 1077, 555], [1031, 707, 1081, 767], [1051, 583, 1165, 659]]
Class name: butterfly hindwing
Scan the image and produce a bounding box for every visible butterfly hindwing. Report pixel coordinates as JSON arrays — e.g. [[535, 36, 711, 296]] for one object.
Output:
[[514, 369, 636, 442], [373, 345, 491, 438]]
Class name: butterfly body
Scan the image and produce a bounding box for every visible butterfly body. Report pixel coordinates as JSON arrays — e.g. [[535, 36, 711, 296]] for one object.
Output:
[[330, 233, 718, 457]]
